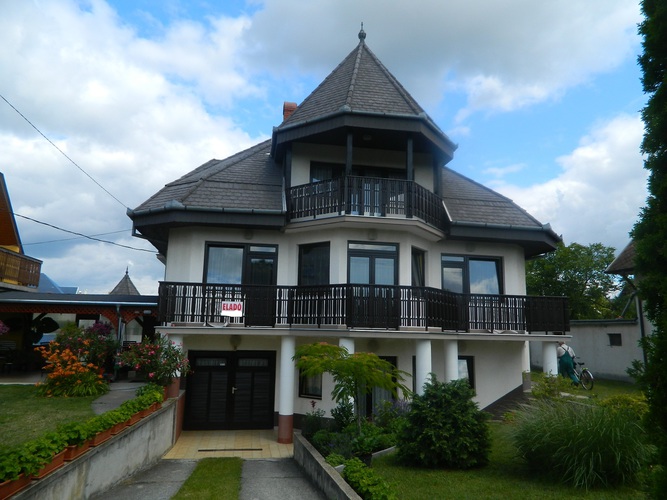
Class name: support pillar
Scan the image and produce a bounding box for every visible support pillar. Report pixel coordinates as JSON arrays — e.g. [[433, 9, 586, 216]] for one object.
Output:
[[443, 339, 458, 382], [542, 341, 558, 376], [278, 336, 295, 444], [339, 337, 355, 355], [415, 339, 432, 395]]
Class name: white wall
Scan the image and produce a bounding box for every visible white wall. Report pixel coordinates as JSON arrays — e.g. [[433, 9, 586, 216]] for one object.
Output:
[[529, 320, 644, 382]]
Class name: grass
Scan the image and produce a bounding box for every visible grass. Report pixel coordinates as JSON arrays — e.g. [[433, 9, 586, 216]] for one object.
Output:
[[0, 384, 96, 452], [172, 458, 243, 500]]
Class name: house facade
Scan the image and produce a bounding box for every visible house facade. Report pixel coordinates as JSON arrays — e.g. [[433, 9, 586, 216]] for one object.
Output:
[[128, 29, 569, 442]]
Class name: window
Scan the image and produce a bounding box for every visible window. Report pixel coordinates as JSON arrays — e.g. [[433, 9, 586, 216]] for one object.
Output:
[[608, 333, 622, 347], [441, 255, 502, 294], [458, 356, 475, 389], [299, 242, 330, 285], [411, 248, 425, 287], [205, 244, 277, 285], [299, 370, 322, 399], [348, 242, 398, 285]]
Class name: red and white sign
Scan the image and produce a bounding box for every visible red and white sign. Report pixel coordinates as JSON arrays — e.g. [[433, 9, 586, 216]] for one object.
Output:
[[219, 301, 244, 317]]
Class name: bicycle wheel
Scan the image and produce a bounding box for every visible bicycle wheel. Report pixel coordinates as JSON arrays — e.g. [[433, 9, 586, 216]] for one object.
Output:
[[580, 369, 594, 390]]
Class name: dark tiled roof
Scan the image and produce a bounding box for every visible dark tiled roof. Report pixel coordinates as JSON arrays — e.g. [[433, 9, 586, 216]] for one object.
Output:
[[134, 140, 283, 213], [606, 241, 635, 275], [109, 269, 140, 295], [442, 167, 544, 228], [279, 37, 434, 129]]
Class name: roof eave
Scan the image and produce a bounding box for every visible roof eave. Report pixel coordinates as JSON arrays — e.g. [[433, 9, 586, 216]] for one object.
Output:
[[271, 110, 457, 163], [447, 221, 562, 257]]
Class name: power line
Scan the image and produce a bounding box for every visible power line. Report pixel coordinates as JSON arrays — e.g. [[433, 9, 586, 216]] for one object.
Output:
[[0, 93, 128, 209], [23, 229, 130, 246], [14, 213, 155, 253]]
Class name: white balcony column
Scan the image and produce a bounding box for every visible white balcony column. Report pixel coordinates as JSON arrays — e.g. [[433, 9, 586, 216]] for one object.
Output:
[[166, 333, 184, 377], [522, 340, 531, 373], [415, 339, 432, 395], [542, 341, 558, 376], [443, 339, 459, 382], [339, 337, 355, 355], [278, 335, 296, 444]]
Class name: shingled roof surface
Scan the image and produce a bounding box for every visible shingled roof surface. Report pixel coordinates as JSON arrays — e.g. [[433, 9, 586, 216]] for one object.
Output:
[[606, 240, 635, 275], [441, 167, 544, 228], [134, 140, 283, 212], [279, 32, 428, 127]]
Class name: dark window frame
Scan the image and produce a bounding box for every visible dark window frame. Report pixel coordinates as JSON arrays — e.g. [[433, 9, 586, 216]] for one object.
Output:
[[347, 241, 399, 285], [298, 369, 322, 399], [298, 242, 331, 286], [204, 243, 278, 285], [441, 254, 504, 294]]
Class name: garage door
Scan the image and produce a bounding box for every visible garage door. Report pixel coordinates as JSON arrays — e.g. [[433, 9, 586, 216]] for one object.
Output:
[[184, 350, 276, 430]]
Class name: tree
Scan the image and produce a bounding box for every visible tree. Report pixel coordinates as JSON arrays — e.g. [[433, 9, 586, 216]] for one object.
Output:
[[526, 242, 620, 319], [630, 0, 667, 494], [294, 342, 411, 432]]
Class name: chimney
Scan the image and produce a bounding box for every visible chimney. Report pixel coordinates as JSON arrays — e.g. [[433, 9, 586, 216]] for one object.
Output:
[[283, 101, 297, 121]]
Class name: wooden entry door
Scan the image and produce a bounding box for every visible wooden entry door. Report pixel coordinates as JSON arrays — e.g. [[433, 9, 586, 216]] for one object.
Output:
[[185, 350, 276, 430]]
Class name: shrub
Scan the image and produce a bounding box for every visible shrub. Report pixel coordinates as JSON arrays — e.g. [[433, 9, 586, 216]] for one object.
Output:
[[301, 402, 327, 438], [530, 372, 575, 400], [351, 422, 395, 458], [396, 376, 490, 469], [325, 453, 346, 467], [511, 399, 656, 490], [35, 344, 109, 398], [372, 399, 410, 435], [341, 457, 397, 500], [596, 393, 649, 421], [331, 400, 355, 431]]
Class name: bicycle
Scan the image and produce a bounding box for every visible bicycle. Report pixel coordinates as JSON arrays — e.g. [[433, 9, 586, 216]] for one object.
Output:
[[573, 357, 594, 390]]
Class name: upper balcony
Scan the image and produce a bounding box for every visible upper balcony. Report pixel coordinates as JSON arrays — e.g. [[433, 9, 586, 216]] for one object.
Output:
[[158, 282, 570, 334], [0, 247, 41, 290], [286, 176, 446, 231]]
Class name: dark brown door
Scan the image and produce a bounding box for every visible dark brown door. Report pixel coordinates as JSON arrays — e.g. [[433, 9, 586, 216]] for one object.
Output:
[[185, 350, 275, 430]]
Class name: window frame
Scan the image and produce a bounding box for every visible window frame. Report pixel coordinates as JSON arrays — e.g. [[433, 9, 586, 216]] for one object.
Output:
[[204, 243, 278, 285], [441, 254, 504, 294], [298, 369, 323, 399]]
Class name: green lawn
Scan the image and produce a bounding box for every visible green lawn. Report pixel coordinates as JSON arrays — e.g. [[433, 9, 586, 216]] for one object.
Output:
[[172, 458, 242, 500], [0, 384, 96, 452]]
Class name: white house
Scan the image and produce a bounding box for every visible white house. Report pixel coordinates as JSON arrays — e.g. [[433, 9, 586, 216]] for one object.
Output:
[[128, 28, 568, 443]]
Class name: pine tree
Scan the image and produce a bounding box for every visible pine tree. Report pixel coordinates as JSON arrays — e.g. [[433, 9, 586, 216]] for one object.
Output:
[[630, 0, 667, 495]]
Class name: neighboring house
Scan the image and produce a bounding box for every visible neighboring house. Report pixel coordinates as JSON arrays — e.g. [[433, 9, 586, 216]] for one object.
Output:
[[0, 172, 41, 292], [0, 270, 158, 371], [128, 29, 569, 442]]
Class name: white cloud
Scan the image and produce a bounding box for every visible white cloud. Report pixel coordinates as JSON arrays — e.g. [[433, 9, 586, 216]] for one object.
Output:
[[492, 114, 647, 252]]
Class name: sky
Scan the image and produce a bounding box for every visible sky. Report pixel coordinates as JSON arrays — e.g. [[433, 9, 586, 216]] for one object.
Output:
[[0, 0, 648, 295]]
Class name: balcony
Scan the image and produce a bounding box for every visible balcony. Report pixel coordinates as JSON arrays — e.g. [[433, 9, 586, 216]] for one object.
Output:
[[0, 247, 41, 289], [286, 176, 446, 229], [158, 282, 570, 333]]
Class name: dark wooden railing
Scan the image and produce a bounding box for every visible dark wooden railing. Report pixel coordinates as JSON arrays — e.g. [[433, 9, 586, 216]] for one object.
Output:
[[0, 248, 41, 289], [286, 176, 446, 229], [158, 282, 569, 333]]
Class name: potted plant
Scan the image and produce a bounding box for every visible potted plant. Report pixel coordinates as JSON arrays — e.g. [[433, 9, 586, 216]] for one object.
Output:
[[0, 449, 32, 498], [24, 432, 68, 479], [58, 422, 93, 461], [85, 414, 115, 446]]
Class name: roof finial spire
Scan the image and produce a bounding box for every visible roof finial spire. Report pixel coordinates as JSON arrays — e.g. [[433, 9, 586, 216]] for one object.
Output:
[[358, 22, 366, 42]]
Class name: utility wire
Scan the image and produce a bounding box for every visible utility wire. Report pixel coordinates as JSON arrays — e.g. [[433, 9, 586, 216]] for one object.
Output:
[[0, 93, 128, 209], [14, 213, 154, 253], [23, 229, 129, 246]]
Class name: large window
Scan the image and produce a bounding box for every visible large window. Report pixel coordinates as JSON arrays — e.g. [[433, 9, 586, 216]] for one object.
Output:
[[348, 242, 398, 285], [441, 255, 502, 294], [205, 244, 277, 285], [299, 242, 330, 285]]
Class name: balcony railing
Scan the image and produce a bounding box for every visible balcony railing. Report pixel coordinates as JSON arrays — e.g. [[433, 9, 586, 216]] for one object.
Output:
[[286, 176, 446, 230], [158, 282, 569, 333], [0, 248, 41, 289]]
